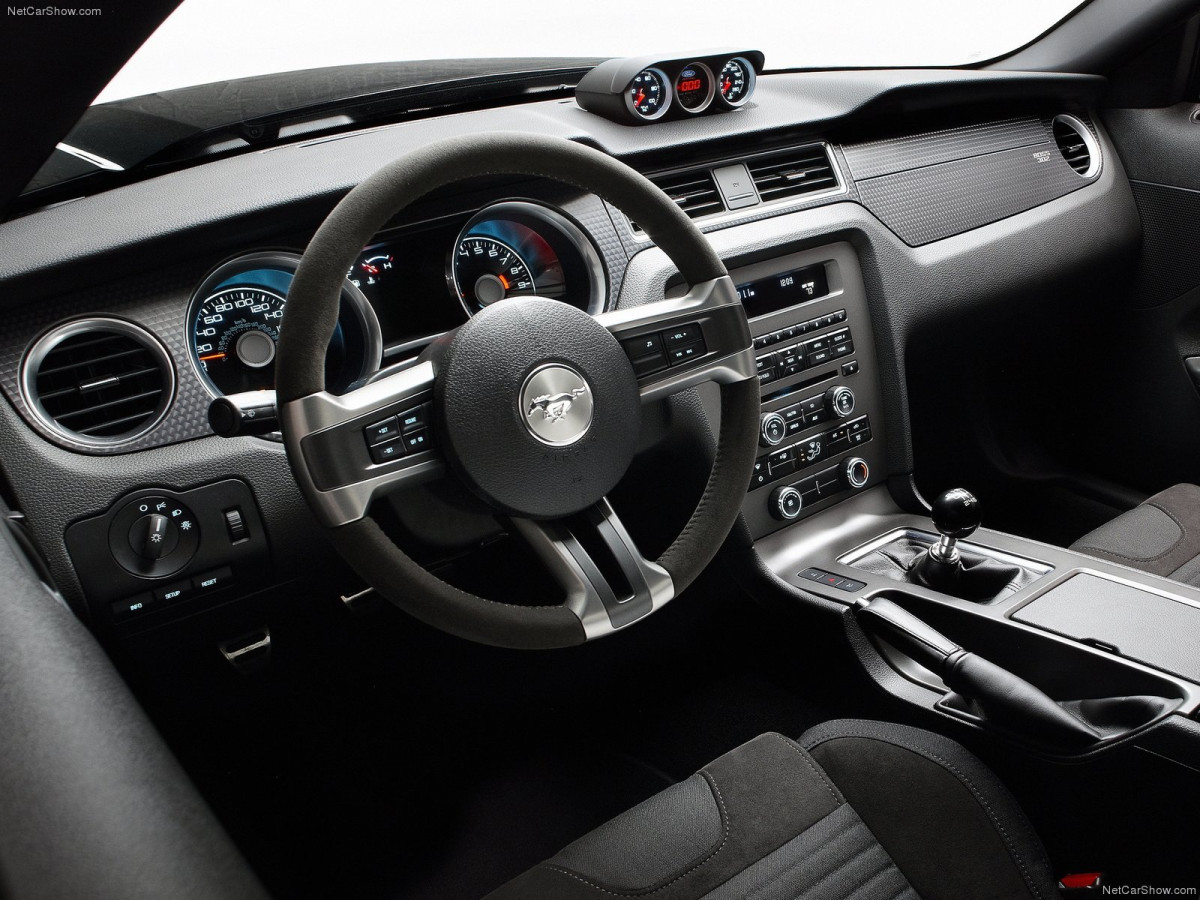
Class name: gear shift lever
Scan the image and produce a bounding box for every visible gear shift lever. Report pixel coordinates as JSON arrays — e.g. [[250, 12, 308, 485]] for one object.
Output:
[[848, 487, 1037, 602], [927, 488, 982, 565]]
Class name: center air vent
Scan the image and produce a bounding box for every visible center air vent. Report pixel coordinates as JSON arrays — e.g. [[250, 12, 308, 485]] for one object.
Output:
[[748, 145, 838, 202], [1052, 114, 1100, 177], [646, 169, 725, 221], [21, 318, 174, 446]]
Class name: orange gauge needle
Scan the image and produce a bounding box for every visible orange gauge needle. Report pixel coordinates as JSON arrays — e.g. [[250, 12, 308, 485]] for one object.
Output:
[[199, 352, 226, 361], [635, 90, 645, 107], [499, 274, 511, 290]]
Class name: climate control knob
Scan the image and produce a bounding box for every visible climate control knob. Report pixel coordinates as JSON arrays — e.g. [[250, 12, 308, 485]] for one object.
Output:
[[760, 412, 787, 447], [844, 457, 870, 490], [769, 485, 803, 521], [825, 385, 856, 419]]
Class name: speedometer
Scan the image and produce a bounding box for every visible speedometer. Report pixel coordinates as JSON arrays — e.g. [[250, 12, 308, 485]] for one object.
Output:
[[188, 251, 382, 398], [192, 287, 285, 395]]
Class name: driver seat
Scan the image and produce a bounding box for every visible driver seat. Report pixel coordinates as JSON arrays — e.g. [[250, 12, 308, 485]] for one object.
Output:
[[487, 720, 1057, 899]]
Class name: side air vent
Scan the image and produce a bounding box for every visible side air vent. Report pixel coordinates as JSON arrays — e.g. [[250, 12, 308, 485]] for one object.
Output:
[[748, 145, 838, 202], [1052, 114, 1100, 177], [646, 169, 725, 221], [21, 318, 175, 446]]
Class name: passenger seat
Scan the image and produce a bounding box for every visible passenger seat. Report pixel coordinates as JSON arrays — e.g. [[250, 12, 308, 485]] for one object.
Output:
[[1070, 484, 1200, 586]]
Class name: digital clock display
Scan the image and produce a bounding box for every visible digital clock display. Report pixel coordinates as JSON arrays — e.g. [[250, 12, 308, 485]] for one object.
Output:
[[736, 264, 830, 318], [674, 63, 713, 112]]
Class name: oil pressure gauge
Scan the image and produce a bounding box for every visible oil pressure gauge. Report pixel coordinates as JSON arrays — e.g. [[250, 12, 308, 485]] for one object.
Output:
[[625, 68, 671, 120]]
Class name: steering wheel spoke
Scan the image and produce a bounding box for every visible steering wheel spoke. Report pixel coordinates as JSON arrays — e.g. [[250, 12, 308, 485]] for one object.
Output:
[[596, 276, 757, 403], [510, 498, 674, 640], [279, 361, 445, 527]]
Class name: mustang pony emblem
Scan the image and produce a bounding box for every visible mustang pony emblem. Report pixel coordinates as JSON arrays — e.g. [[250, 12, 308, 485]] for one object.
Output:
[[527, 386, 588, 423]]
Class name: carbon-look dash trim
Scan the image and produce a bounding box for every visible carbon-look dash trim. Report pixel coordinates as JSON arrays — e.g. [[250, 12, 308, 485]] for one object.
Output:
[[855, 142, 1090, 247], [842, 116, 1050, 180]]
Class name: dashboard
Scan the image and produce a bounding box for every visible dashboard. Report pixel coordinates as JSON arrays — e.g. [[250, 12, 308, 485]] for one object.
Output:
[[0, 63, 1140, 632]]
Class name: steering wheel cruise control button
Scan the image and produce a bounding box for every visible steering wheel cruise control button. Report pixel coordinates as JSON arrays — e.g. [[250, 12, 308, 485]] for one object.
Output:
[[369, 438, 407, 465], [402, 428, 431, 453], [365, 417, 400, 445]]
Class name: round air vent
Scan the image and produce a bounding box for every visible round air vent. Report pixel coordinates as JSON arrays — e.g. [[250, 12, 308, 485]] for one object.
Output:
[[1052, 114, 1101, 178], [21, 318, 175, 446]]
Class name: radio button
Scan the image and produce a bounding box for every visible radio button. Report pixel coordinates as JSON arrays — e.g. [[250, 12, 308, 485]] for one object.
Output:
[[760, 413, 787, 447], [825, 386, 856, 419]]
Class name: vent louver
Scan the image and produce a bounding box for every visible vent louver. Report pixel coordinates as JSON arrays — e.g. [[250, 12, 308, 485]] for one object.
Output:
[[747, 145, 837, 202], [1052, 115, 1098, 177], [22, 319, 174, 445], [646, 169, 725, 221]]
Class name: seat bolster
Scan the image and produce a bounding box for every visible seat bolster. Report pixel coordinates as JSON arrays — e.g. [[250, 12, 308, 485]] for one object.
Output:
[[485, 732, 843, 899], [1071, 483, 1200, 578], [800, 719, 1059, 900]]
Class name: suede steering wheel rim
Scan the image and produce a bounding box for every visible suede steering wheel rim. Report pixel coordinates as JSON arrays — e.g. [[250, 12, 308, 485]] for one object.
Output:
[[276, 132, 759, 649]]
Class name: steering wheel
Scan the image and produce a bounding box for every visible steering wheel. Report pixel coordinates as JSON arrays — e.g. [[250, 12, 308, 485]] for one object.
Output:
[[276, 133, 759, 650]]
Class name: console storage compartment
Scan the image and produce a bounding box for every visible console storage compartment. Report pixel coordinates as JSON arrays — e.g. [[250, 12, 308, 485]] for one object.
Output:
[[1013, 572, 1200, 684]]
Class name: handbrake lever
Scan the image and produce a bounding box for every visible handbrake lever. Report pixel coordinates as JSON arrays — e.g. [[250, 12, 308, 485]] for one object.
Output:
[[855, 596, 1101, 749]]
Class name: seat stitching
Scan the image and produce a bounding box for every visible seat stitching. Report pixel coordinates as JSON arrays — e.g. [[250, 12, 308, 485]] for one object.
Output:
[[793, 834, 884, 899], [540, 768, 732, 896], [836, 851, 913, 900], [740, 807, 862, 898], [802, 728, 1051, 900], [767, 733, 844, 804]]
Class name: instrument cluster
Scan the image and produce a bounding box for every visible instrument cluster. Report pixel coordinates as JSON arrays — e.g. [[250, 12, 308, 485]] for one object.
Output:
[[186, 201, 606, 397]]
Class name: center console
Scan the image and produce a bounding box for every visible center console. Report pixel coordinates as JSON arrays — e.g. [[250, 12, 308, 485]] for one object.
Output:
[[755, 484, 1200, 761], [727, 245, 1200, 768], [727, 243, 888, 539]]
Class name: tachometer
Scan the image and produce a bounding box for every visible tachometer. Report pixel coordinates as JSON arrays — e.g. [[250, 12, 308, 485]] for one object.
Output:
[[192, 286, 285, 395], [449, 202, 605, 318], [453, 236, 536, 308]]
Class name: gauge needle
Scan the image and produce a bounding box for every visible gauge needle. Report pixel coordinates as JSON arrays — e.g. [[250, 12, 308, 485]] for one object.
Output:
[[723, 78, 732, 93], [199, 352, 226, 361], [635, 90, 645, 106], [362, 263, 379, 275], [499, 274, 510, 290]]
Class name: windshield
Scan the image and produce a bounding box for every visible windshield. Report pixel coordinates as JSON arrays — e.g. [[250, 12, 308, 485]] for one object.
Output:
[[97, 0, 1088, 104]]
